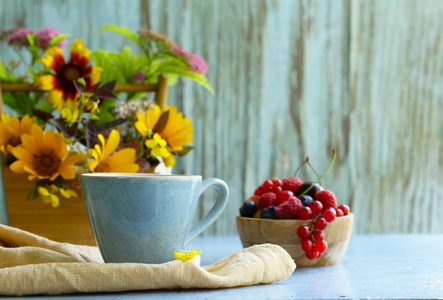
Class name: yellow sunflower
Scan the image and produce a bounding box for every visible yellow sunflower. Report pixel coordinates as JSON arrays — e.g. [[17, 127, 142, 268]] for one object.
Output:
[[33, 39, 102, 111], [89, 129, 140, 173], [10, 124, 83, 181], [135, 105, 194, 166], [0, 113, 36, 156]]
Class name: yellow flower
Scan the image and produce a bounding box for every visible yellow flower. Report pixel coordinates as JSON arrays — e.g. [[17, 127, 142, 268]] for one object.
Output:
[[10, 124, 83, 181], [146, 133, 171, 157], [174, 250, 202, 262], [60, 106, 80, 126], [89, 129, 140, 173], [59, 186, 78, 198], [34, 39, 103, 111], [0, 113, 36, 156], [37, 185, 60, 208], [135, 105, 194, 167]]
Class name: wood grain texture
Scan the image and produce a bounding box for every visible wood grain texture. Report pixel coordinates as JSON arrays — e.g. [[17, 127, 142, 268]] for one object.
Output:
[[1, 0, 443, 235], [2, 167, 96, 245], [236, 214, 354, 267]]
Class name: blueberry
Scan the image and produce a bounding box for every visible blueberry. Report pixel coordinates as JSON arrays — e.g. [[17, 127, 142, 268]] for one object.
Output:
[[240, 200, 257, 218], [260, 206, 277, 219], [295, 181, 322, 199], [299, 195, 313, 206]]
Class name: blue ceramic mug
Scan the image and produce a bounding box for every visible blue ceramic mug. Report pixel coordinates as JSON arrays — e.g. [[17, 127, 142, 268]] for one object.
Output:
[[80, 173, 229, 264]]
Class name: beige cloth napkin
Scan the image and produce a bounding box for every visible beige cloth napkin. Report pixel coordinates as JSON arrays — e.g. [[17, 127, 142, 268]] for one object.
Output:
[[0, 224, 296, 296]]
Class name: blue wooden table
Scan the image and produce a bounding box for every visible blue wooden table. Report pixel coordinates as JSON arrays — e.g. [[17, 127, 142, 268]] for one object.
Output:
[[4, 234, 443, 299]]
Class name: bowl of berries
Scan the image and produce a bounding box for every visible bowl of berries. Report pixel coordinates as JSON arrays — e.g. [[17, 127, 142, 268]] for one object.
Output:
[[236, 150, 353, 268]]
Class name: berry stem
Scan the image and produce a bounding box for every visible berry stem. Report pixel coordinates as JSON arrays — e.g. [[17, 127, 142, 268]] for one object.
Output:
[[307, 160, 322, 185], [293, 156, 309, 177], [298, 149, 337, 198]]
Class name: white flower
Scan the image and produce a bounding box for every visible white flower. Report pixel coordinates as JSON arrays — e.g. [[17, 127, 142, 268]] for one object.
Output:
[[153, 156, 172, 175]]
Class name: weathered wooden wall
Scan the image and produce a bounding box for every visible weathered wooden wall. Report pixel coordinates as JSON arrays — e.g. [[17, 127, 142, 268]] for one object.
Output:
[[1, 0, 443, 234]]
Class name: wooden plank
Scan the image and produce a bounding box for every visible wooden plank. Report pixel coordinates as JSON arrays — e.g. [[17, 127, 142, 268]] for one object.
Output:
[[1, 0, 443, 236], [349, 0, 443, 233]]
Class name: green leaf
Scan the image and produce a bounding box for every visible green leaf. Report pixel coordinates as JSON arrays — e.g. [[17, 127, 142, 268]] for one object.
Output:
[[27, 34, 37, 47], [96, 25, 145, 50], [126, 91, 148, 101], [92, 47, 149, 84], [146, 58, 214, 93], [177, 146, 194, 156], [28, 188, 39, 201], [92, 98, 118, 126], [48, 34, 70, 48], [2, 92, 38, 116], [91, 50, 123, 83]]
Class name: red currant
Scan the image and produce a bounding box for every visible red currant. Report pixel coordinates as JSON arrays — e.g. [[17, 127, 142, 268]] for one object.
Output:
[[336, 208, 344, 217], [314, 217, 328, 230], [297, 225, 311, 239], [309, 200, 323, 215], [314, 239, 328, 252], [323, 207, 336, 222], [316, 252, 323, 259], [312, 230, 325, 241], [305, 249, 319, 260], [301, 238, 313, 251], [299, 207, 312, 220], [337, 204, 350, 215]]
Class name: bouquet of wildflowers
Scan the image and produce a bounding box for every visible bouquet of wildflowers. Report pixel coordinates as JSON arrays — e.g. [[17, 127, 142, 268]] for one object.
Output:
[[0, 26, 211, 207]]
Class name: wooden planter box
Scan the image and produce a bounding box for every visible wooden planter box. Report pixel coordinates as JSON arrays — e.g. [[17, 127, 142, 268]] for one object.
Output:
[[3, 166, 96, 245], [0, 78, 168, 245]]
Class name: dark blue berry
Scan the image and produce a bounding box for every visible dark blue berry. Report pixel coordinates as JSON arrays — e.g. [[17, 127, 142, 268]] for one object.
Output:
[[300, 195, 313, 206], [240, 200, 257, 217], [260, 206, 277, 219]]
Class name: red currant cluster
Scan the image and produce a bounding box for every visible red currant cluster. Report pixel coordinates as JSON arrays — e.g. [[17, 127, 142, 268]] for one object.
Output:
[[296, 201, 350, 259]]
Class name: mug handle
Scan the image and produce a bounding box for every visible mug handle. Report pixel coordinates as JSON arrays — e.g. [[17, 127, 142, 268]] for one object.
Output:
[[184, 178, 229, 247]]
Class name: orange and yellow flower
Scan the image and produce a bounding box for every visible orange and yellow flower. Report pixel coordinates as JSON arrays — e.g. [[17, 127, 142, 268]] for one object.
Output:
[[0, 113, 36, 156], [89, 129, 140, 173], [10, 124, 83, 181], [135, 105, 194, 167], [34, 39, 102, 111]]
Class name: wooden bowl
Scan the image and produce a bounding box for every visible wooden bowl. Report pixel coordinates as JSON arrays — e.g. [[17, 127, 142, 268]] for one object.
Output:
[[236, 213, 354, 268]]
